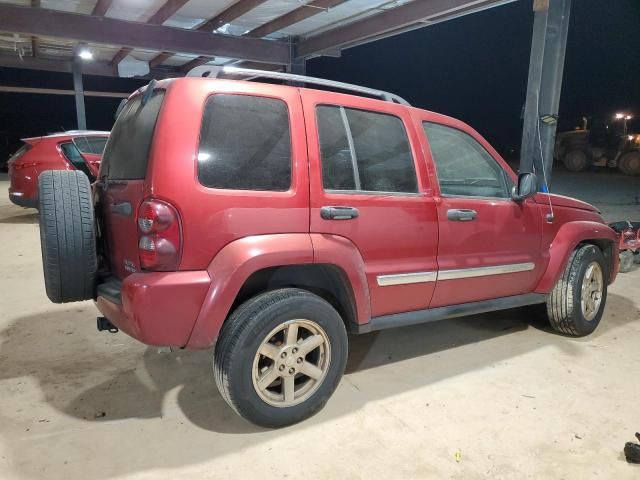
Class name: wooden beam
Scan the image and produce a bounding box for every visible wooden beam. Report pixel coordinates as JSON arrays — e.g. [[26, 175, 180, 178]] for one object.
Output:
[[297, 0, 512, 57], [0, 85, 130, 98], [197, 0, 269, 32], [110, 0, 190, 67], [114, 0, 267, 68], [0, 4, 290, 64], [149, 52, 174, 68], [179, 56, 214, 73], [247, 0, 347, 38], [91, 0, 113, 16], [147, 0, 191, 24], [110, 47, 133, 66], [0, 54, 177, 79]]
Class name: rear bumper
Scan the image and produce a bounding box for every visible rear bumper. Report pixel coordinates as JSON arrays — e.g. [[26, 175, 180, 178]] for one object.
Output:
[[95, 270, 211, 347], [9, 190, 37, 208]]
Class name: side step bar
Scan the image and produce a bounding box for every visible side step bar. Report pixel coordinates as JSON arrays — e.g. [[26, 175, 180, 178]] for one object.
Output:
[[355, 293, 547, 334]]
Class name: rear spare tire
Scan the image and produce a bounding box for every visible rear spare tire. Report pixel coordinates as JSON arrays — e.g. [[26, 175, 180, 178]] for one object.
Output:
[[38, 170, 97, 303]]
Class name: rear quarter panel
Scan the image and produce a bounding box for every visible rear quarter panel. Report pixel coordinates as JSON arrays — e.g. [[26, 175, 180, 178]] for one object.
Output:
[[148, 78, 310, 270]]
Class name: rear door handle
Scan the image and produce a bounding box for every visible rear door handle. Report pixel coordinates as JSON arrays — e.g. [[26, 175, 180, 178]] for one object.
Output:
[[447, 209, 477, 221], [320, 206, 359, 220]]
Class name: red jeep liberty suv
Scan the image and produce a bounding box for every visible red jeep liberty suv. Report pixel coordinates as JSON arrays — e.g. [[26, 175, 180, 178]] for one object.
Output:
[[37, 71, 619, 428]]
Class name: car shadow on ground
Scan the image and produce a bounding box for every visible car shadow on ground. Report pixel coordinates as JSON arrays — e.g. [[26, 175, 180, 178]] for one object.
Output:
[[0, 293, 637, 479], [0, 210, 37, 224]]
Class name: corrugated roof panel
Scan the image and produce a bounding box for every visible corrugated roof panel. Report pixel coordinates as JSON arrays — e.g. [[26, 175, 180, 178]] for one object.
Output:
[[106, 0, 167, 22], [164, 0, 232, 28], [41, 0, 94, 15], [221, 0, 303, 35], [283, 0, 413, 38]]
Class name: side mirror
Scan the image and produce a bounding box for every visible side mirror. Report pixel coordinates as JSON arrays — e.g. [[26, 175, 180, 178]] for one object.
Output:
[[511, 172, 538, 202]]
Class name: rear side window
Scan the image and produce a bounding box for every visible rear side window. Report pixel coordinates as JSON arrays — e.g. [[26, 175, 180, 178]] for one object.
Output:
[[60, 142, 83, 166], [198, 94, 291, 191], [60, 142, 92, 177], [100, 91, 164, 180], [73, 136, 108, 155], [316, 105, 417, 193]]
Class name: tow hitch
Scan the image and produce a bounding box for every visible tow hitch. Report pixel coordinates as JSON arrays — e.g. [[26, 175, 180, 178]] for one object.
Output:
[[97, 316, 119, 333]]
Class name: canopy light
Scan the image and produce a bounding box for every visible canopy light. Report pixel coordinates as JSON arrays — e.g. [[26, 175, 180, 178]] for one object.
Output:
[[78, 49, 93, 60]]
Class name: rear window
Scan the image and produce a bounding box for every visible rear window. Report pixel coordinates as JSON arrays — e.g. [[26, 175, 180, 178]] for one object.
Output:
[[197, 94, 291, 191], [100, 91, 164, 180], [73, 136, 108, 155]]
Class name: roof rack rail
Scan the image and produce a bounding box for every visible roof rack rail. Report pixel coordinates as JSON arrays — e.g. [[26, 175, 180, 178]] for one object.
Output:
[[219, 66, 410, 106]]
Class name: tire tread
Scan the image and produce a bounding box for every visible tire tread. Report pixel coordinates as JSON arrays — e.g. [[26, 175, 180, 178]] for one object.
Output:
[[38, 170, 97, 303]]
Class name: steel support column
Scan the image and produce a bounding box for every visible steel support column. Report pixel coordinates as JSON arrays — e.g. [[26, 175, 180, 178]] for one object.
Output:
[[519, 0, 571, 189], [289, 38, 306, 76], [72, 58, 87, 130], [288, 58, 306, 76]]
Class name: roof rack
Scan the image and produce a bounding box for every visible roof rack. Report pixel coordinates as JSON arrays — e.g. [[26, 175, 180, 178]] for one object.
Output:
[[219, 66, 410, 106]]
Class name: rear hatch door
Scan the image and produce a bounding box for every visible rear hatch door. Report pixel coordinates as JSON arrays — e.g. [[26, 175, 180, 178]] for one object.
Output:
[[97, 90, 165, 279]]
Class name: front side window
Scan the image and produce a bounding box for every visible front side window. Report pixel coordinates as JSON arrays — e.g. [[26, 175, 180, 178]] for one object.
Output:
[[423, 122, 509, 198], [198, 94, 291, 191], [316, 105, 418, 193]]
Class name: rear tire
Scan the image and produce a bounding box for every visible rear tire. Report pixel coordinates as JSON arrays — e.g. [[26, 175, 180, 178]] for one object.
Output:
[[214, 288, 348, 428], [563, 148, 591, 172], [546, 244, 607, 337], [38, 170, 97, 303], [618, 151, 640, 176]]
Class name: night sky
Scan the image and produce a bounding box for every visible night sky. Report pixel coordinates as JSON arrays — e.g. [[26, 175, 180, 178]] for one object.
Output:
[[1, 0, 639, 162]]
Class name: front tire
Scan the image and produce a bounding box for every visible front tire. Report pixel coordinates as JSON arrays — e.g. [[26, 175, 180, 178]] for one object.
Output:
[[546, 244, 607, 337], [214, 288, 348, 428]]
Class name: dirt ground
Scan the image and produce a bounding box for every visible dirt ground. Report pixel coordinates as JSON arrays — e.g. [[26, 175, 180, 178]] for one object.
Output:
[[0, 170, 639, 479]]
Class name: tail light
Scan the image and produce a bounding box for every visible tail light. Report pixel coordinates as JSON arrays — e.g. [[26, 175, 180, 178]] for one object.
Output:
[[137, 199, 181, 271]]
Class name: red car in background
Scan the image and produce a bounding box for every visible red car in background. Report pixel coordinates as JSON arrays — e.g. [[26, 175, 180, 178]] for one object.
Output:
[[8, 131, 109, 208]]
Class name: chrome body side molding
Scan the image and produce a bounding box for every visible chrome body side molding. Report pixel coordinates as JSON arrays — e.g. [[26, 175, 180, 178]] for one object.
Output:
[[437, 262, 535, 281], [377, 271, 437, 287], [376, 262, 535, 287]]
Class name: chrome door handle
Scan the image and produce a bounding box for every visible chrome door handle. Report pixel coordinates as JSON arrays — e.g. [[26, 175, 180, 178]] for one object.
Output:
[[320, 206, 359, 220], [447, 209, 477, 221]]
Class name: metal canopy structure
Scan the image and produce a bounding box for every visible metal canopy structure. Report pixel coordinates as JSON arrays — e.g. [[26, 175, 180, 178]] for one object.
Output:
[[0, 0, 571, 187], [0, 0, 517, 78]]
